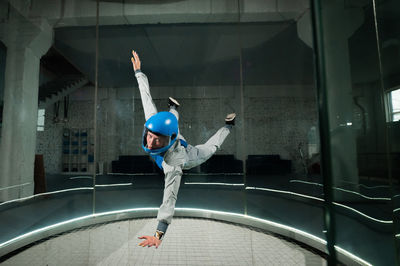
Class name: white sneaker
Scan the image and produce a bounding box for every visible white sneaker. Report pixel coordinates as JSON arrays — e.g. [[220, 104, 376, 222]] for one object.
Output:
[[225, 113, 236, 125], [168, 97, 180, 108]]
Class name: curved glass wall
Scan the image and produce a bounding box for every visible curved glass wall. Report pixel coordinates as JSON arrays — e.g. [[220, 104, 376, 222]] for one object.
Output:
[[241, 9, 324, 241], [94, 0, 245, 219], [376, 0, 400, 263], [313, 0, 400, 264], [0, 0, 93, 249], [0, 0, 398, 265], [94, 0, 323, 249]]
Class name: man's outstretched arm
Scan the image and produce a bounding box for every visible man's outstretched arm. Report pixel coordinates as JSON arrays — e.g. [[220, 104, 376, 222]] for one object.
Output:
[[131, 50, 157, 121], [138, 162, 183, 248]]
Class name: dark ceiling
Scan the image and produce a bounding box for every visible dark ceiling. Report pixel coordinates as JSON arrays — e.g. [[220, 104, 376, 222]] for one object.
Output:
[[53, 22, 314, 87]]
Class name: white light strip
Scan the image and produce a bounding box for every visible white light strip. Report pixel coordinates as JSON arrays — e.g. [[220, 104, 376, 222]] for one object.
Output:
[[290, 180, 323, 187], [334, 245, 372, 266], [40, 187, 94, 195], [393, 208, 400, 213], [181, 208, 327, 246], [70, 176, 93, 180], [246, 186, 324, 202], [0, 186, 392, 225], [333, 201, 392, 224], [92, 207, 158, 217], [342, 180, 391, 189], [107, 172, 243, 176], [0, 207, 159, 249], [0, 188, 93, 207], [184, 182, 244, 186], [0, 183, 31, 191], [334, 187, 391, 201], [0, 208, 372, 266], [184, 173, 243, 176], [0, 214, 93, 249], [290, 180, 391, 201], [359, 184, 391, 189], [95, 183, 133, 187], [246, 187, 393, 224], [395, 234, 400, 239], [106, 173, 154, 176]]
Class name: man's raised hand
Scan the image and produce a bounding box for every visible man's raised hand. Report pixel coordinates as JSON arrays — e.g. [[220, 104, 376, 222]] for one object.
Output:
[[131, 50, 141, 71]]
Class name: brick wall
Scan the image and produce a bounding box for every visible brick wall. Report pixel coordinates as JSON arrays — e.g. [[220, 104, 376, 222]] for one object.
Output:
[[37, 84, 318, 174]]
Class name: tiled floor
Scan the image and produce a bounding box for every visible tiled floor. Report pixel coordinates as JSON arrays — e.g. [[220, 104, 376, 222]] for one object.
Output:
[[2, 218, 326, 266]]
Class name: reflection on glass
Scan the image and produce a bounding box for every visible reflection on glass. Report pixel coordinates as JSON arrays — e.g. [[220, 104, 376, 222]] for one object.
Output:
[[89, 0, 328, 255], [0, 0, 398, 264], [241, 8, 324, 247], [375, 0, 400, 263], [0, 41, 5, 139], [0, 0, 93, 250], [94, 3, 245, 236], [0, 1, 43, 201], [315, 0, 400, 264]]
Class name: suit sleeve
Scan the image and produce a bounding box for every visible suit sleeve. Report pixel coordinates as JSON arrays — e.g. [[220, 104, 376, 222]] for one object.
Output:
[[156, 162, 183, 234], [135, 70, 157, 121]]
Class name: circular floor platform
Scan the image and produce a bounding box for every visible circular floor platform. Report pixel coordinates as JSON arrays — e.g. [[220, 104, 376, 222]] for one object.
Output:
[[2, 217, 326, 265]]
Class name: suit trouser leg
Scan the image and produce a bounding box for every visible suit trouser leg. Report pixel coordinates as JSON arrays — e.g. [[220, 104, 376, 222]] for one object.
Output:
[[184, 126, 231, 169]]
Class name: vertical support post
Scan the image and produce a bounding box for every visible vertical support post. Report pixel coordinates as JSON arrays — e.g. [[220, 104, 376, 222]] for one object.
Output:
[[92, 0, 99, 214], [310, 0, 337, 264]]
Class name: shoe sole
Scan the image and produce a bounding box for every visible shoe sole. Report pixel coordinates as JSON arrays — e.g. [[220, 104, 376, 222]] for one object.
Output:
[[225, 113, 236, 121], [169, 97, 180, 107]]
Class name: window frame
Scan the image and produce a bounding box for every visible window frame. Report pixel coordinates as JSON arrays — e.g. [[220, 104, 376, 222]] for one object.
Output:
[[37, 108, 45, 131], [386, 86, 400, 122]]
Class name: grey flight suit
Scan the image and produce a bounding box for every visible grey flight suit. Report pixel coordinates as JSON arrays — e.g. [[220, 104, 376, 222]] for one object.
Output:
[[135, 70, 231, 235]]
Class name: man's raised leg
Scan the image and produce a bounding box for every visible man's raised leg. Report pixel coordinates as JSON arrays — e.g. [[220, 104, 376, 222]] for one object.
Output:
[[183, 113, 236, 169], [168, 97, 180, 120]]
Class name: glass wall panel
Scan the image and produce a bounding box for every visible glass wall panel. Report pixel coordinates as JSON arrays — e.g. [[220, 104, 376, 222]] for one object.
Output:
[[2, 0, 400, 264], [92, 0, 328, 257], [314, 0, 398, 264], [375, 0, 400, 263], [0, 0, 93, 247], [0, 41, 5, 138], [94, 0, 245, 218], [243, 9, 324, 240]]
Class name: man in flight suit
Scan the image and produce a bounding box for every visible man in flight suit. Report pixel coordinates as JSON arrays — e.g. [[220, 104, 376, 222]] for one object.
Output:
[[131, 50, 236, 248]]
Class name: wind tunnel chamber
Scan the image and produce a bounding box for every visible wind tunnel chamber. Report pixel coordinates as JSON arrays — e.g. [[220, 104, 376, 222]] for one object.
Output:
[[0, 0, 399, 265]]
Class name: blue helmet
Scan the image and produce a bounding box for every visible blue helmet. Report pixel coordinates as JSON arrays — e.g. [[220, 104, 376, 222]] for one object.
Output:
[[142, 111, 178, 155]]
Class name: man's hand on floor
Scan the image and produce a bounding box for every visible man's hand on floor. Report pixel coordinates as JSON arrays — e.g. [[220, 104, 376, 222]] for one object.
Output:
[[138, 235, 162, 248]]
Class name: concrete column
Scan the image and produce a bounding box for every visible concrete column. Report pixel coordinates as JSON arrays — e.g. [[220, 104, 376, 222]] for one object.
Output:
[[0, 11, 52, 201], [305, 1, 364, 197]]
